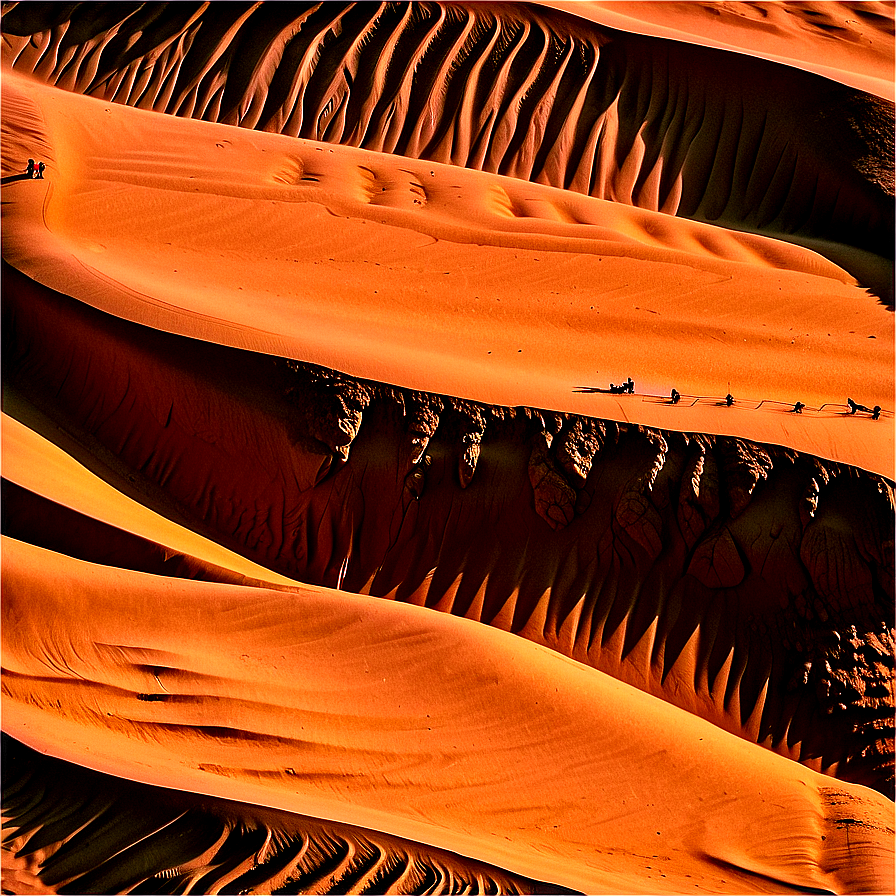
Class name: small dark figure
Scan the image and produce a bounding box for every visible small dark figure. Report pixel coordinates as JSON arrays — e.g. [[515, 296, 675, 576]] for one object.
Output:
[[847, 398, 879, 417], [670, 389, 680, 404], [25, 159, 35, 177], [725, 393, 734, 406], [625, 377, 634, 394], [792, 401, 805, 414], [36, 161, 45, 179]]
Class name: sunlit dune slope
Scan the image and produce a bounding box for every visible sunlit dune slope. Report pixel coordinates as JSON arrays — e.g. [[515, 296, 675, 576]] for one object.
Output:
[[2, 1, 893, 298], [1, 1, 894, 893], [2, 412, 304, 589], [2, 733, 575, 896], [538, 1, 896, 101], [4, 277, 894, 794], [3, 535, 894, 895], [1, 70, 892, 478]]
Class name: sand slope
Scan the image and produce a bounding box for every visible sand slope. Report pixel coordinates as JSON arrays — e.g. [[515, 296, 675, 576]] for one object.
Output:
[[539, 1, 896, 101], [3, 536, 894, 895], [2, 2, 892, 295], [1, 2, 894, 893], [2, 734, 572, 895], [1, 69, 892, 478], [4, 272, 894, 792], [2, 412, 305, 589]]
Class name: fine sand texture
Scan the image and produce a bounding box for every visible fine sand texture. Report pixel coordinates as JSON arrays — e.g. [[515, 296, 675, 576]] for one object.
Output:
[[2, 2, 894, 894], [4, 536, 895, 895]]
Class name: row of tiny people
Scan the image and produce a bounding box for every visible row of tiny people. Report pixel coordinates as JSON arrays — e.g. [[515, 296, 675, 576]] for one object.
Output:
[[667, 390, 880, 418]]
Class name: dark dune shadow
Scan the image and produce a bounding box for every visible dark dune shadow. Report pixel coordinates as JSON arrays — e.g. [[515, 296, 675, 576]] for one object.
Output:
[[1, 173, 34, 184]]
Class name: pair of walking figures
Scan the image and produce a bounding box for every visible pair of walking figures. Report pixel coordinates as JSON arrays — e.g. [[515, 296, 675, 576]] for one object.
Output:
[[25, 159, 45, 179]]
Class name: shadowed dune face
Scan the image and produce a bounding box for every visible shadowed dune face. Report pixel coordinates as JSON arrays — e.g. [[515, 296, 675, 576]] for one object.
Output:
[[2, 1, 895, 893], [1, 0, 893, 298], [1, 735, 572, 896], [4, 264, 894, 796]]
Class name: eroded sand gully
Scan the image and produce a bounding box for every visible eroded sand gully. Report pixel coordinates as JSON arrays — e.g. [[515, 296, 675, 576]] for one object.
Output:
[[1, 1, 895, 894]]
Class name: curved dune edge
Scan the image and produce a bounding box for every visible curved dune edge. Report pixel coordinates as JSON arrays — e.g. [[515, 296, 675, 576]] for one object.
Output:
[[1, 413, 303, 590], [1, 5, 893, 894], [3, 536, 894, 895], [4, 275, 894, 793], [536, 1, 895, 101], [2, 70, 892, 479], [2, 2, 891, 281], [2, 735, 573, 896]]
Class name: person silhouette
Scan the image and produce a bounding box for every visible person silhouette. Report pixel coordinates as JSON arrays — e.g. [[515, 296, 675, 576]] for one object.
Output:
[[36, 161, 45, 179], [25, 159, 35, 177], [847, 398, 877, 416], [792, 401, 805, 414], [725, 393, 734, 406], [625, 377, 634, 394], [670, 389, 680, 404]]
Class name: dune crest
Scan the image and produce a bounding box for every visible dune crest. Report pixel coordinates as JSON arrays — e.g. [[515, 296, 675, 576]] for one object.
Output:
[[2, 71, 892, 479], [2, 734, 569, 896], [4, 272, 894, 794], [2, 1, 893, 296], [537, 1, 896, 101], [3, 536, 894, 895]]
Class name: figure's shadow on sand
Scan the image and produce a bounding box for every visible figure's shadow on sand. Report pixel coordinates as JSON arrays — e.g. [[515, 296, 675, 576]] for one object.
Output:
[[1, 173, 34, 184]]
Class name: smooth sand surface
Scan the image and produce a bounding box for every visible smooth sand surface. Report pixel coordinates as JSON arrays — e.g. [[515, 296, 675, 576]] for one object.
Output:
[[2, 412, 304, 589], [1, 2, 893, 892], [3, 535, 894, 895], [539, 1, 896, 101], [1, 69, 892, 479]]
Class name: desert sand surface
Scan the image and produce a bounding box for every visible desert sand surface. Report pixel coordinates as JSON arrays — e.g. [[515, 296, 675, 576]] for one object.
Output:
[[538, 2, 896, 101], [2, 68, 892, 478], [1, 2, 894, 894], [4, 536, 895, 895]]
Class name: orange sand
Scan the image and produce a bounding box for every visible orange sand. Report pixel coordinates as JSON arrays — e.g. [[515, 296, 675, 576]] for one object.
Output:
[[4, 535, 894, 895], [1, 68, 891, 478], [1, 2, 894, 893], [539, 2, 896, 101]]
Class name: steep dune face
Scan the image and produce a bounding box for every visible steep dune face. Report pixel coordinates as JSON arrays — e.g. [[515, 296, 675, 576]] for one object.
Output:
[[3, 538, 895, 895], [1, 1, 894, 894], [2, 0, 893, 296], [3, 268, 894, 797]]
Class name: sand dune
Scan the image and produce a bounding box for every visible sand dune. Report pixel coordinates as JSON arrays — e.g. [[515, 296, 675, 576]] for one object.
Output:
[[4, 536, 895, 894], [2, 412, 305, 590], [1, 71, 892, 480], [1, 1, 893, 893], [539, 1, 896, 101], [4, 271, 894, 792], [3, 734, 570, 896], [2, 2, 892, 296]]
